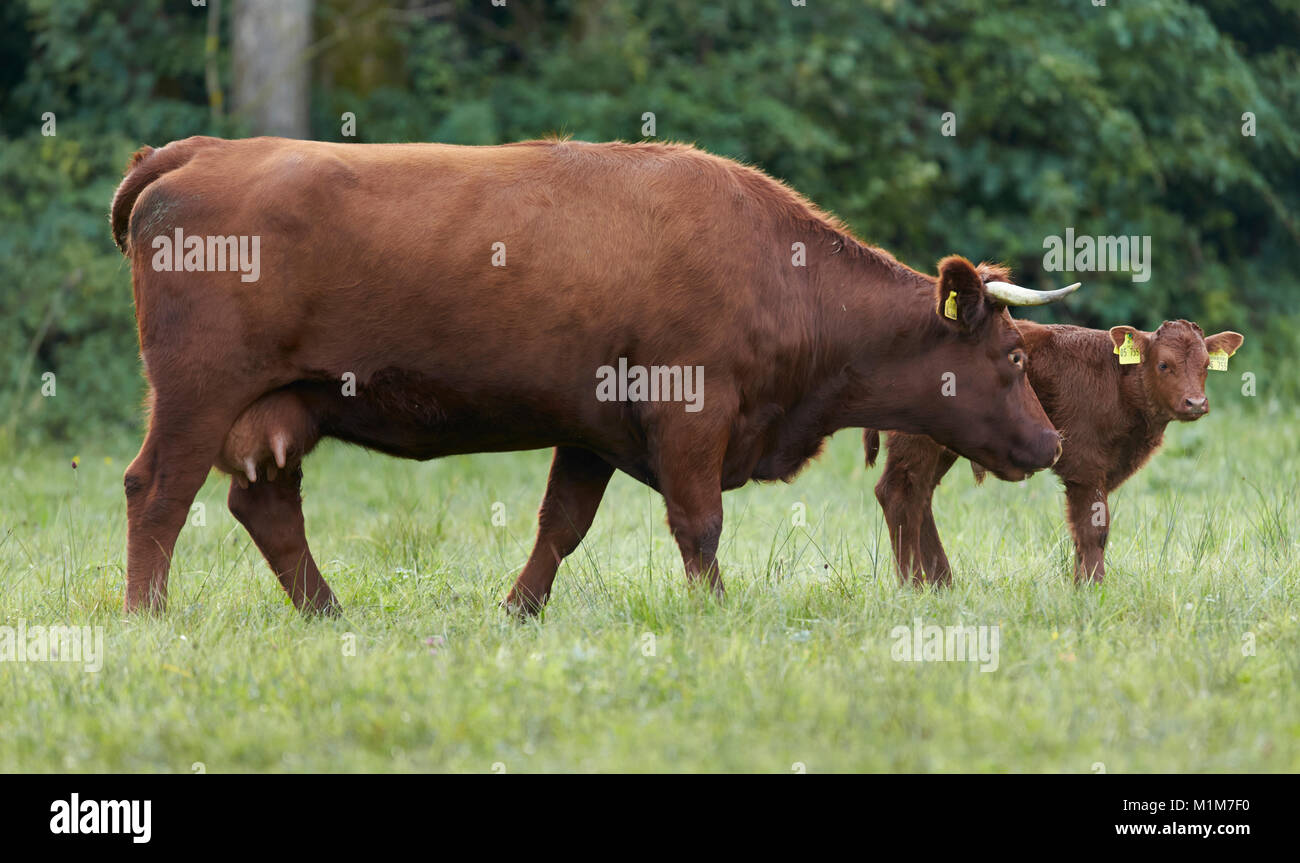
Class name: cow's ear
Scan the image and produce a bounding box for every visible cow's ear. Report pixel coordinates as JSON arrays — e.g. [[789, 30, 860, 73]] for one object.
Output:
[[1204, 331, 1244, 357], [935, 256, 989, 332], [1013, 320, 1052, 354], [1108, 325, 1149, 360]]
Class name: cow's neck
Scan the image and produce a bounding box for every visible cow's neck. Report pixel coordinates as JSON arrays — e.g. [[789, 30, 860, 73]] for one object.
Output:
[[742, 249, 938, 482], [1115, 364, 1171, 460], [812, 249, 941, 429], [1118, 365, 1168, 430]]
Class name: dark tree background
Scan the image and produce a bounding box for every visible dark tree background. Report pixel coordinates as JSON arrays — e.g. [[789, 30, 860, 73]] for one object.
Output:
[[2, 0, 1296, 441]]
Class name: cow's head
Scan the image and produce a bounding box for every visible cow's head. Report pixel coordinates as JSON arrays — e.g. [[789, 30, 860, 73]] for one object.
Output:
[[1108, 321, 1244, 421], [879, 257, 1076, 481]]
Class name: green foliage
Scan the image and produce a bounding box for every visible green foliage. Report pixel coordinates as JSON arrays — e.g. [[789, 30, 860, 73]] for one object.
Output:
[[0, 133, 145, 440], [2, 0, 1297, 441]]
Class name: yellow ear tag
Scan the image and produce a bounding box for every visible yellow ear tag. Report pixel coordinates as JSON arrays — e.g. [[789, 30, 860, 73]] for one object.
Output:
[[1208, 349, 1230, 371], [1114, 332, 1141, 365], [943, 291, 958, 320]]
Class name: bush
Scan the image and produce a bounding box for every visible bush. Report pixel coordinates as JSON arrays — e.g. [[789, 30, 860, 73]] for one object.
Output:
[[2, 0, 1297, 442]]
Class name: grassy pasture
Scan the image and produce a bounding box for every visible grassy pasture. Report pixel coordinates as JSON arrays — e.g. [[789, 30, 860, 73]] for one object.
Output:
[[0, 395, 1296, 772]]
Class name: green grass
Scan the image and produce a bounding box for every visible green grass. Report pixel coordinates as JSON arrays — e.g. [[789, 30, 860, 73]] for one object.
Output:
[[1, 396, 1297, 772]]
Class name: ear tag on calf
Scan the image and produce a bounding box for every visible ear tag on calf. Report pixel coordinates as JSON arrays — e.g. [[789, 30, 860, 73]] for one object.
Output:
[[1208, 349, 1230, 371], [1114, 333, 1141, 365], [943, 291, 958, 320]]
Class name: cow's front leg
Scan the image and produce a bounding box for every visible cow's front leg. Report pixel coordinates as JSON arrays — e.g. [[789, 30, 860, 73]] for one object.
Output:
[[504, 446, 614, 616], [658, 455, 726, 598], [1064, 482, 1108, 584], [227, 467, 338, 614], [664, 481, 725, 596]]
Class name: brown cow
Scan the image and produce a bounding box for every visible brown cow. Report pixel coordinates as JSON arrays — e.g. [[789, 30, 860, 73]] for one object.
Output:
[[216, 388, 319, 488], [110, 136, 1077, 615], [865, 318, 1243, 585]]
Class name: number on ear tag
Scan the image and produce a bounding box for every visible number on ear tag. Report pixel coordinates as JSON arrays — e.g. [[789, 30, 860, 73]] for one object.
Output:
[[1208, 350, 1229, 371], [1114, 333, 1141, 365]]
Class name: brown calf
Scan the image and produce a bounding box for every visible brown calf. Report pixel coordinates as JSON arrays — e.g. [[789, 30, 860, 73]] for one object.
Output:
[[866, 319, 1243, 585], [111, 136, 1077, 614]]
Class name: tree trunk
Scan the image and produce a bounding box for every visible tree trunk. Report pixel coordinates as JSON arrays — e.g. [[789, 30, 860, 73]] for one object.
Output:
[[233, 0, 313, 138]]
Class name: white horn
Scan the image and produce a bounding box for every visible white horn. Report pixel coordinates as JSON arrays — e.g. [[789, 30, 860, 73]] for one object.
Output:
[[985, 281, 1081, 306]]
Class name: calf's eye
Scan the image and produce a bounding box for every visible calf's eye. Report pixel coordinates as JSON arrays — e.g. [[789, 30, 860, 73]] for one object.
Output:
[[1009, 350, 1024, 367], [1158, 361, 1169, 372]]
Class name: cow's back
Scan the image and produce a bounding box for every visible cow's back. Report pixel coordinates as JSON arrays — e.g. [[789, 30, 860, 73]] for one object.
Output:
[[123, 137, 827, 462]]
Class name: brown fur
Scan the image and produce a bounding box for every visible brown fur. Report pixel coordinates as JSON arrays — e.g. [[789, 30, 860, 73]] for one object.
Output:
[[215, 389, 320, 486], [866, 320, 1244, 585], [112, 135, 1065, 614]]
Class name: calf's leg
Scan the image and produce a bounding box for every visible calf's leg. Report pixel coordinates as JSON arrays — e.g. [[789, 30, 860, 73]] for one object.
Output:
[[875, 433, 953, 586], [916, 448, 959, 585], [227, 468, 338, 614], [504, 446, 614, 616], [1064, 482, 1108, 584]]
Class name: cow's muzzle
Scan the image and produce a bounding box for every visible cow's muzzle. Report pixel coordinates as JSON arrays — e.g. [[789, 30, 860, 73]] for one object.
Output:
[[1177, 396, 1209, 420]]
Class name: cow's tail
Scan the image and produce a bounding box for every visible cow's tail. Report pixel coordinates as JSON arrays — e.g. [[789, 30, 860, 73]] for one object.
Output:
[[864, 428, 880, 467], [110, 137, 218, 255]]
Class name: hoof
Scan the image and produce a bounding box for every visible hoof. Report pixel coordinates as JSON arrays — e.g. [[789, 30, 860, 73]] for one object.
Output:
[[500, 592, 544, 619]]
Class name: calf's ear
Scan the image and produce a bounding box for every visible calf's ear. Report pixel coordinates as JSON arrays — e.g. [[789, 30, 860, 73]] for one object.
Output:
[[1108, 325, 1149, 360], [935, 256, 989, 332], [1204, 331, 1244, 357]]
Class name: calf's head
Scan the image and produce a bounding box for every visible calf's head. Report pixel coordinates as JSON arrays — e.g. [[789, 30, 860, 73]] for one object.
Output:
[[1108, 321, 1244, 421], [892, 257, 1077, 481]]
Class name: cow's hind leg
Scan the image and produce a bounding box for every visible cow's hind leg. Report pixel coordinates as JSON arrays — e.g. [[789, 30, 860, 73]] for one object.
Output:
[[504, 446, 614, 616], [228, 468, 338, 614], [124, 393, 245, 612]]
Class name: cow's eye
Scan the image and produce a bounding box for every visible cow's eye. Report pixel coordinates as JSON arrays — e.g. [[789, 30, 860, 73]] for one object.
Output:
[[1158, 361, 1169, 372], [1009, 350, 1025, 368]]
